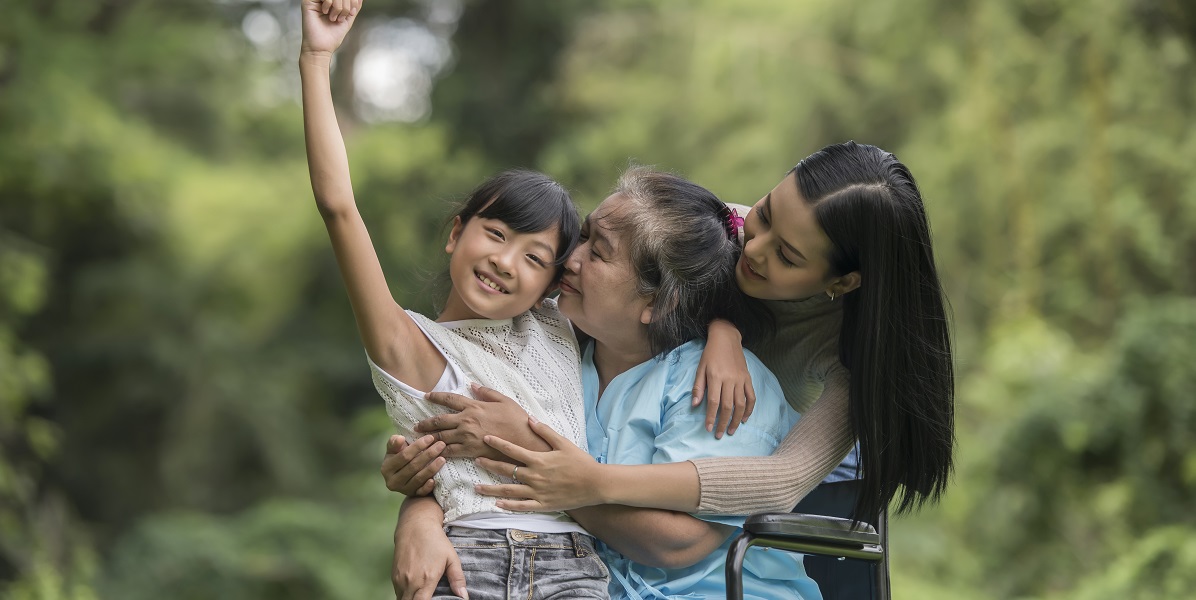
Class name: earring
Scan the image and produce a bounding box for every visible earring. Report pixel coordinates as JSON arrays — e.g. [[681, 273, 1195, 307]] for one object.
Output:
[[827, 290, 836, 301]]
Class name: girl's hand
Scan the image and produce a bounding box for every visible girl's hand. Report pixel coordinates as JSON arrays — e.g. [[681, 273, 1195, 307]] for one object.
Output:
[[473, 417, 604, 512], [380, 434, 446, 496], [693, 319, 756, 438], [417, 385, 550, 460], [391, 499, 468, 600], [300, 0, 362, 57]]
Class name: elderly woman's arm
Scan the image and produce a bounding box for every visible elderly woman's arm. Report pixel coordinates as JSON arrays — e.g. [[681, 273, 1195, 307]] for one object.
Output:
[[380, 441, 735, 570], [567, 505, 735, 569]]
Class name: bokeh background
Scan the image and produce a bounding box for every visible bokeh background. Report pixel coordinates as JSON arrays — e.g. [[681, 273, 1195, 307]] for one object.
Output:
[[3, 0, 1195, 598]]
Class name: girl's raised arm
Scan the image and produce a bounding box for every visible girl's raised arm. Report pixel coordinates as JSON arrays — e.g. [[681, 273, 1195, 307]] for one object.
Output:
[[299, 1, 440, 382]]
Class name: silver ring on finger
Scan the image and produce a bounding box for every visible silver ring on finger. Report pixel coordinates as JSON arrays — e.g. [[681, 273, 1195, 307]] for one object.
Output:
[[512, 466, 520, 484]]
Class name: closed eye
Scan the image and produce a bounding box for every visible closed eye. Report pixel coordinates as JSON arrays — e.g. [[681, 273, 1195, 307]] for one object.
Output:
[[578, 222, 603, 260], [758, 206, 795, 266], [776, 247, 796, 267], [578, 234, 601, 260]]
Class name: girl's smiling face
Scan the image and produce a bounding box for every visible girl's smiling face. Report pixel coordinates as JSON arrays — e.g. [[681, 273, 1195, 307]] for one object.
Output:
[[439, 215, 561, 322], [736, 172, 849, 301]]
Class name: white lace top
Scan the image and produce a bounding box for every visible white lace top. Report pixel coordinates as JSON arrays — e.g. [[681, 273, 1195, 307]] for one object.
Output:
[[368, 298, 589, 526]]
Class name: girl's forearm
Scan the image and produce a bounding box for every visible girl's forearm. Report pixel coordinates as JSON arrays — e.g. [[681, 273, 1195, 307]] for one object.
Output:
[[397, 495, 446, 536], [299, 53, 355, 219]]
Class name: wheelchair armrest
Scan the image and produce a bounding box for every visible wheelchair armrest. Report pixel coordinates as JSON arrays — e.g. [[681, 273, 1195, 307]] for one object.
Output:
[[744, 512, 880, 549]]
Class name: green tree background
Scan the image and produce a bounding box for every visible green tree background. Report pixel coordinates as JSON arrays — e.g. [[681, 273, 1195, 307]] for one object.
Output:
[[2, 0, 1194, 598]]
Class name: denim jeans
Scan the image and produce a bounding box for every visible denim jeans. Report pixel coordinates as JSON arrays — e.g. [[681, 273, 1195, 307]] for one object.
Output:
[[433, 526, 611, 600]]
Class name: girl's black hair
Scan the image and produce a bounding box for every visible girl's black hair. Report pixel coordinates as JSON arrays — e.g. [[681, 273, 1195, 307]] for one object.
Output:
[[794, 141, 955, 521], [454, 169, 580, 281], [605, 166, 772, 357]]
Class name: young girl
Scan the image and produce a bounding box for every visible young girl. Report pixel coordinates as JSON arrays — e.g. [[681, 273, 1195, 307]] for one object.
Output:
[[299, 2, 608, 598]]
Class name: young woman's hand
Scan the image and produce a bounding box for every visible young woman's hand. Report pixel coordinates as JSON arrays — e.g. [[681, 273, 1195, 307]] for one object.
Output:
[[693, 318, 756, 438], [380, 434, 445, 496], [473, 417, 605, 512], [300, 0, 362, 57], [391, 498, 468, 600], [416, 385, 550, 460]]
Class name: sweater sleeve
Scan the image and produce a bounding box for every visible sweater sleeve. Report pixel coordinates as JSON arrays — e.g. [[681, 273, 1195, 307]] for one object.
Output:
[[688, 362, 854, 515]]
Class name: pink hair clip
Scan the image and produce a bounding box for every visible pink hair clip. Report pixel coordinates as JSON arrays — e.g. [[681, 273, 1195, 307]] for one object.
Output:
[[725, 207, 744, 239]]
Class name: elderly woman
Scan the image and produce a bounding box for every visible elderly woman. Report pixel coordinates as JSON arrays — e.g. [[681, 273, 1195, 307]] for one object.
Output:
[[390, 167, 821, 600]]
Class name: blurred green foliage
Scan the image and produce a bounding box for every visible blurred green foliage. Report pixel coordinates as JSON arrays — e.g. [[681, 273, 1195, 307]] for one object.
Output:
[[1, 0, 1193, 598]]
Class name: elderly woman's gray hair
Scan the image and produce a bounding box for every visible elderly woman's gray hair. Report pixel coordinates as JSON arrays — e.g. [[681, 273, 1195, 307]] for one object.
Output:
[[603, 166, 770, 356]]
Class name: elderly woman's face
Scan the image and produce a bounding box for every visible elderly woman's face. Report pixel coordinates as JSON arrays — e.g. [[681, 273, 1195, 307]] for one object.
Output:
[[556, 193, 652, 343]]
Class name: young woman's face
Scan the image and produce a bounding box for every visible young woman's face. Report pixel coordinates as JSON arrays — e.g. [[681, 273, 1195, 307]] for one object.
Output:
[[441, 215, 561, 321], [736, 172, 839, 301], [556, 193, 653, 343]]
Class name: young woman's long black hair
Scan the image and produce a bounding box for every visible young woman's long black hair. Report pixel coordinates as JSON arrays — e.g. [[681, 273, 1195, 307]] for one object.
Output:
[[795, 141, 955, 520]]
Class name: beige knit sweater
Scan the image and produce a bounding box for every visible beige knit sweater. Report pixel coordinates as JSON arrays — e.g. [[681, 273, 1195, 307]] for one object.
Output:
[[690, 293, 855, 515]]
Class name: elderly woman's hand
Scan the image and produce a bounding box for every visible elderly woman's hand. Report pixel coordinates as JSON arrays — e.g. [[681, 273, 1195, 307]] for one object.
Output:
[[473, 417, 606, 512], [415, 385, 551, 461], [380, 434, 445, 496]]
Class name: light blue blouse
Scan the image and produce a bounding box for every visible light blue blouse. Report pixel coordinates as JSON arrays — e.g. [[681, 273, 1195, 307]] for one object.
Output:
[[581, 340, 822, 600]]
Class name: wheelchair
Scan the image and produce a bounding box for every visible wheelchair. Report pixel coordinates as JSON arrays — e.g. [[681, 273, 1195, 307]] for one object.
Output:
[[725, 480, 889, 600]]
